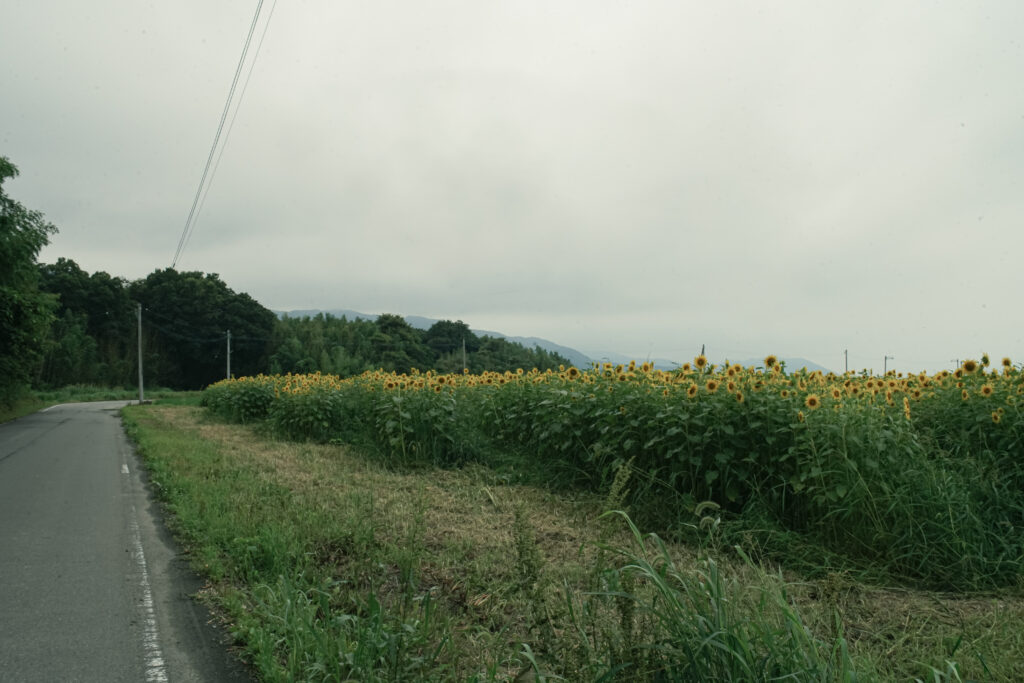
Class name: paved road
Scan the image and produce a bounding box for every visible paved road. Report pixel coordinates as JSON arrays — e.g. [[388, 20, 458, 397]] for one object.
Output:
[[0, 402, 252, 682]]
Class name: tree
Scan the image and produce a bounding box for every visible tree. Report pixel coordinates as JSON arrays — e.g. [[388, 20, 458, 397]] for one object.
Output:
[[371, 313, 432, 373], [129, 269, 276, 389], [0, 157, 57, 404], [38, 258, 135, 387], [424, 319, 479, 356]]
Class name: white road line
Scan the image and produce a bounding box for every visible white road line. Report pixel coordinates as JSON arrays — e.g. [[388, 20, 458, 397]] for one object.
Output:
[[129, 506, 169, 683], [122, 463, 130, 475]]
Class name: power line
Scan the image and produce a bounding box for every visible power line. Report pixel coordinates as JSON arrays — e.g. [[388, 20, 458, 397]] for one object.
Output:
[[172, 0, 267, 269], [190, 0, 279, 253]]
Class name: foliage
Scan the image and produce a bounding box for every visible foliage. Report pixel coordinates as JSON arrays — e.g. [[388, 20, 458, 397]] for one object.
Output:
[[0, 157, 57, 405], [202, 358, 1024, 590], [270, 311, 570, 378], [129, 268, 277, 389], [37, 257, 135, 387]]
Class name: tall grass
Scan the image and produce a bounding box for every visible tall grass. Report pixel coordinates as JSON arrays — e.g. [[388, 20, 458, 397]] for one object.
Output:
[[566, 511, 857, 682]]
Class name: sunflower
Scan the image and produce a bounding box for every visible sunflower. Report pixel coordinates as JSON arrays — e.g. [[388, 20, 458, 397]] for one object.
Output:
[[686, 383, 699, 398], [705, 379, 720, 393], [694, 355, 709, 370], [735, 391, 745, 404], [1002, 357, 1012, 368], [981, 353, 991, 367], [764, 354, 778, 369], [980, 384, 994, 397], [805, 394, 821, 410], [831, 388, 842, 399], [962, 389, 969, 401], [681, 362, 693, 372], [797, 410, 805, 423], [962, 360, 979, 374], [727, 381, 737, 393], [780, 389, 790, 398], [992, 411, 1001, 424], [567, 366, 580, 379]]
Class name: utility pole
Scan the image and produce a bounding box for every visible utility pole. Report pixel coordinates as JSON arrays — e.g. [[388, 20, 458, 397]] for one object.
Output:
[[226, 329, 232, 379], [884, 355, 894, 375], [136, 303, 144, 404], [844, 349, 848, 374], [462, 337, 467, 373]]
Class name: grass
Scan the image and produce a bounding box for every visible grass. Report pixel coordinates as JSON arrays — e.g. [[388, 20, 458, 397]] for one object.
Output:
[[0, 386, 203, 424], [123, 404, 1024, 681]]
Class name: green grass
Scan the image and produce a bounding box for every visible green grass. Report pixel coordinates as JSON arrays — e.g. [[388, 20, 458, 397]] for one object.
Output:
[[0, 386, 201, 424], [0, 395, 46, 423], [122, 404, 1024, 681]]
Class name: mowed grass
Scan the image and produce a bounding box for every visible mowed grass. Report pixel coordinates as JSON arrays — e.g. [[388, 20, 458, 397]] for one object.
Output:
[[123, 404, 1024, 681]]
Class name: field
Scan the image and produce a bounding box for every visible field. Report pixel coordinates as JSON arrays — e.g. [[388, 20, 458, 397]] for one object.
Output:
[[126, 356, 1024, 680]]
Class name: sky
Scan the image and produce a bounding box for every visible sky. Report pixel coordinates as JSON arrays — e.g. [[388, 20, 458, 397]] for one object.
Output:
[[3, 1, 1023, 373]]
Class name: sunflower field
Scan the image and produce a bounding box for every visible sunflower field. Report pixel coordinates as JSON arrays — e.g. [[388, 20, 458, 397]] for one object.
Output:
[[202, 355, 1024, 589]]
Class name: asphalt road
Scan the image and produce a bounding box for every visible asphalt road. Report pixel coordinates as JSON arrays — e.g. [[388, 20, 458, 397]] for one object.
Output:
[[0, 401, 252, 682]]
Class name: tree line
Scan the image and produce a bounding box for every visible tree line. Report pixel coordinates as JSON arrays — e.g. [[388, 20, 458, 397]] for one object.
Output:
[[0, 156, 569, 402]]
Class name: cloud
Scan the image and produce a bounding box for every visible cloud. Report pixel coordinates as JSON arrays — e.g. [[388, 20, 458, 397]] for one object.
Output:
[[3, 0, 1023, 372]]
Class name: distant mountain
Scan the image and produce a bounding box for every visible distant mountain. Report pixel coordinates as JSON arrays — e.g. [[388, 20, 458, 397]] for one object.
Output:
[[584, 351, 683, 371], [276, 310, 832, 375]]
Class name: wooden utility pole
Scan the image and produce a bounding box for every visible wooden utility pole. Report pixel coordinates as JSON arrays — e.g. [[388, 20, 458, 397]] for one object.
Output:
[[226, 329, 232, 379], [137, 303, 144, 404]]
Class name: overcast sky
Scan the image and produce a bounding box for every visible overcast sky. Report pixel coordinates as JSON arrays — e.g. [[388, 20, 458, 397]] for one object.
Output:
[[3, 1, 1022, 372]]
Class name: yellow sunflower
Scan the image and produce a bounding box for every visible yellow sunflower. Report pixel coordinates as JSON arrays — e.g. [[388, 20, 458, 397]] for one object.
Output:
[[805, 394, 821, 410]]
